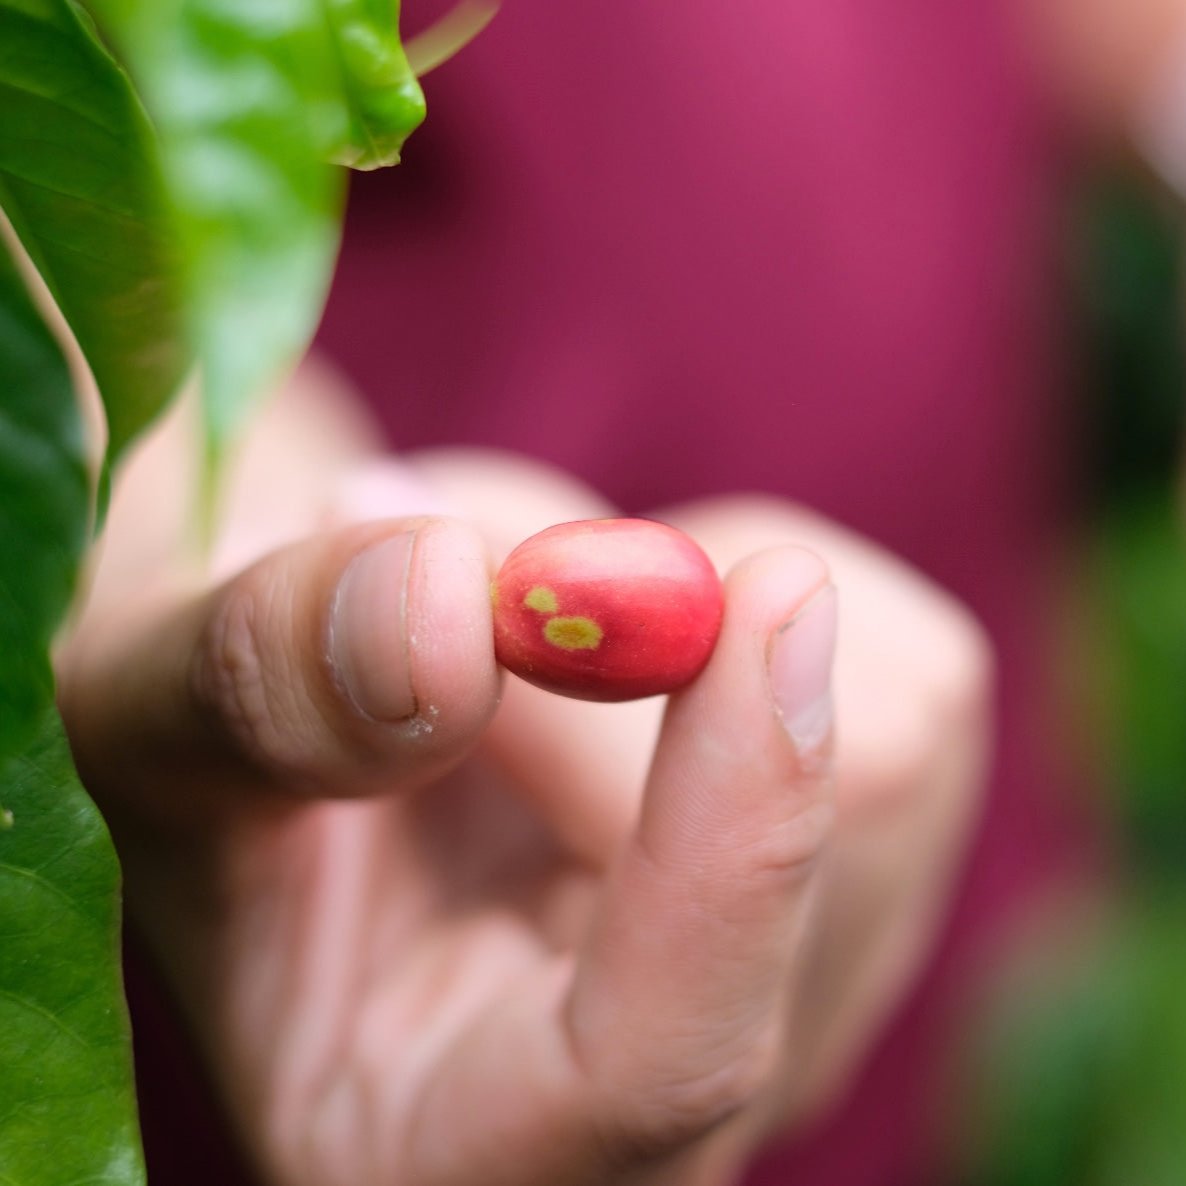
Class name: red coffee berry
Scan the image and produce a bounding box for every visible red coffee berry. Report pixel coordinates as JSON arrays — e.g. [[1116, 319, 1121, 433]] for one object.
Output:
[[491, 518, 724, 702]]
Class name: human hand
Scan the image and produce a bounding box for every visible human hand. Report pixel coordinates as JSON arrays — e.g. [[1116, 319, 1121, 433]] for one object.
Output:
[[58, 366, 991, 1186]]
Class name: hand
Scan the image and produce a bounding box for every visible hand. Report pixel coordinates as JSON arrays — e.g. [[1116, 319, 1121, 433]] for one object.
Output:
[[58, 365, 991, 1186]]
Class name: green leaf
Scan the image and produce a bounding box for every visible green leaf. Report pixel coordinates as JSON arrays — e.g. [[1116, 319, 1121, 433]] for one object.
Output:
[[0, 238, 88, 760], [1, 214, 139, 1186], [325, 0, 426, 170], [82, 0, 426, 468], [84, 0, 347, 465], [0, 0, 188, 460], [0, 705, 144, 1186]]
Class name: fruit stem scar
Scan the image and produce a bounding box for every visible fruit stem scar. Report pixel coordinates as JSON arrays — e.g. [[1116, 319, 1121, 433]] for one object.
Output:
[[523, 586, 559, 613], [544, 616, 603, 650]]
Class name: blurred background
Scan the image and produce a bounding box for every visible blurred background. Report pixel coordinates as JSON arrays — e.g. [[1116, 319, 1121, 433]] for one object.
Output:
[[126, 2, 1186, 1182], [948, 4, 1186, 1181], [947, 148, 1186, 1186]]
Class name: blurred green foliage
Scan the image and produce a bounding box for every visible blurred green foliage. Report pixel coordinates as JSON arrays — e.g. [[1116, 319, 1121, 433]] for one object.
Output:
[[1074, 175, 1185, 506], [952, 169, 1186, 1185], [1072, 170, 1186, 865], [958, 889, 1186, 1186]]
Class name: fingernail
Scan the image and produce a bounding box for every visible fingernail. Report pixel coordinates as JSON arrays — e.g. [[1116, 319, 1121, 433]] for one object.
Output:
[[769, 585, 837, 756], [330, 531, 418, 721]]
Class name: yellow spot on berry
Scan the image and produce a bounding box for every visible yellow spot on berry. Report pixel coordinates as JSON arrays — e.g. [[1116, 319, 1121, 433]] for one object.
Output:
[[544, 616, 603, 650], [524, 586, 559, 614]]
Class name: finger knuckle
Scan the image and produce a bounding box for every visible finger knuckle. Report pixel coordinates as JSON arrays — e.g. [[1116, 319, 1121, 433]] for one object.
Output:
[[604, 1027, 782, 1160], [733, 798, 835, 889]]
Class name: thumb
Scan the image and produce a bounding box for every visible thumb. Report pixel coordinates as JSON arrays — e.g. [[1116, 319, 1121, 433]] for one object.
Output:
[[565, 545, 837, 1153], [59, 518, 499, 819]]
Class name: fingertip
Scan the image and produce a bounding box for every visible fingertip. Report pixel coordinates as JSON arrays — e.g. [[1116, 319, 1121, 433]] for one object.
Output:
[[329, 517, 500, 731], [194, 516, 501, 798], [399, 516, 502, 740], [719, 544, 831, 647], [767, 581, 838, 768], [662, 544, 834, 769]]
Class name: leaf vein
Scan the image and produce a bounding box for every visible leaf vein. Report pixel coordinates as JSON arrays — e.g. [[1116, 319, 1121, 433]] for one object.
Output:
[[0, 161, 160, 228], [0, 77, 122, 139], [0, 987, 90, 1048], [0, 860, 88, 917]]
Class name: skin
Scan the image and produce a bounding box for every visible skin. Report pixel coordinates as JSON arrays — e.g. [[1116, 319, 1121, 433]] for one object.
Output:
[[57, 364, 991, 1186], [1019, 0, 1186, 144], [492, 518, 725, 702]]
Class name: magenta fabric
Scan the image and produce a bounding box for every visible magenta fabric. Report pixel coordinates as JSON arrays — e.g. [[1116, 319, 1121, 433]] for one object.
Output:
[[132, 2, 1088, 1182]]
